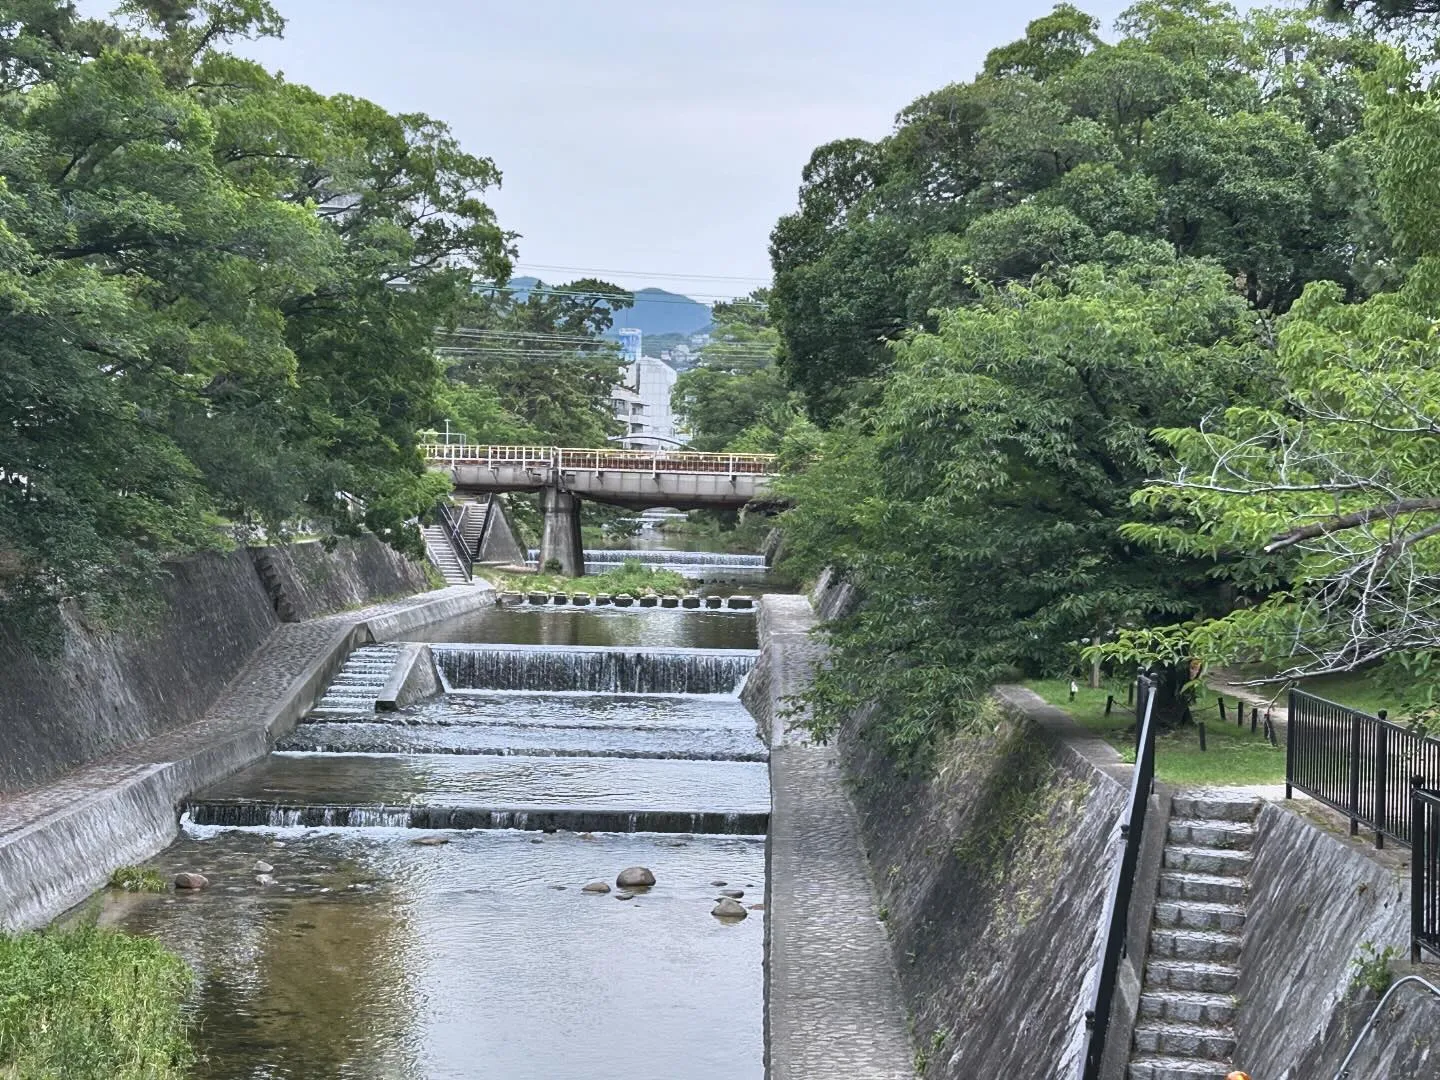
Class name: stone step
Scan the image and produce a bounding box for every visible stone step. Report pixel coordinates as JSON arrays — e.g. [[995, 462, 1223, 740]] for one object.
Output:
[[1162, 846, 1253, 877], [1144, 959, 1239, 995], [1159, 872, 1247, 905], [1148, 928, 1242, 964], [1154, 899, 1247, 933], [1166, 819, 1255, 850], [1132, 1022, 1236, 1062], [1128, 1055, 1232, 1080], [1170, 794, 1261, 823], [1139, 990, 1237, 1027]]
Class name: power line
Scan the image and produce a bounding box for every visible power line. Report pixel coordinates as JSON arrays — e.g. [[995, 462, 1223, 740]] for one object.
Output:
[[472, 282, 767, 308], [514, 263, 771, 285]]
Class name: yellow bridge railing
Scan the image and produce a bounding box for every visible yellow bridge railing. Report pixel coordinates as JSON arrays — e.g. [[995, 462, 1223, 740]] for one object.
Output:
[[420, 444, 777, 476]]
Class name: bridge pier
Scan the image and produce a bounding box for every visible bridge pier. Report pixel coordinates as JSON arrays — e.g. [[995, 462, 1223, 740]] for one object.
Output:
[[538, 487, 585, 577]]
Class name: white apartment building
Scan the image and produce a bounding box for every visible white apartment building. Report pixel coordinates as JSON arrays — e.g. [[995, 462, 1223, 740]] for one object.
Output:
[[610, 329, 687, 450]]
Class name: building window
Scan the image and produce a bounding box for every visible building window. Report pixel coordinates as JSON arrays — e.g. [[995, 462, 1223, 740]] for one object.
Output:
[[630, 422, 645, 434], [631, 403, 645, 415]]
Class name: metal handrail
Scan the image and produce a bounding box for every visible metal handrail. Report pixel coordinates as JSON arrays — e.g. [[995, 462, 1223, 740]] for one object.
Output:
[[1082, 675, 1159, 1080], [418, 443, 777, 476], [433, 501, 472, 580], [1333, 974, 1440, 1079]]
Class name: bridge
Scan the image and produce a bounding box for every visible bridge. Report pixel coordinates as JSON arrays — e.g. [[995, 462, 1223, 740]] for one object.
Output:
[[421, 444, 778, 576]]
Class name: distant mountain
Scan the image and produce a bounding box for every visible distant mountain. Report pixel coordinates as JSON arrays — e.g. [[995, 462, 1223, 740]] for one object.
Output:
[[504, 278, 713, 340]]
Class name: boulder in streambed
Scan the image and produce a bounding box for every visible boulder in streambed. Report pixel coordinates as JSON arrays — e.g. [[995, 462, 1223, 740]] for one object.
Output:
[[410, 835, 449, 846], [712, 898, 748, 920], [616, 866, 656, 889], [253, 860, 274, 874], [615, 891, 635, 901], [255, 873, 278, 887], [720, 888, 744, 899], [582, 881, 611, 894], [174, 872, 209, 890]]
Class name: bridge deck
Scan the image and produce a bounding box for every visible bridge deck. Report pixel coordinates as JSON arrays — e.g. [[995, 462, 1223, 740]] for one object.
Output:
[[423, 444, 778, 511]]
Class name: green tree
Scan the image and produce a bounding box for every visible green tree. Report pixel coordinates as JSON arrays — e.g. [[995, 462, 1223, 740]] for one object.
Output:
[[779, 250, 1264, 756]]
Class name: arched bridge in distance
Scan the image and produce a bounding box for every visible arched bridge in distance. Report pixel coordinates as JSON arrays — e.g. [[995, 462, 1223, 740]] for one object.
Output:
[[421, 444, 778, 576]]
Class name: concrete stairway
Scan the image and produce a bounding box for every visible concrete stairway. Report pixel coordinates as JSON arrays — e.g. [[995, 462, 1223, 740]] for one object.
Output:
[[422, 525, 470, 584], [310, 644, 402, 717], [458, 500, 489, 558], [1128, 792, 1260, 1080]]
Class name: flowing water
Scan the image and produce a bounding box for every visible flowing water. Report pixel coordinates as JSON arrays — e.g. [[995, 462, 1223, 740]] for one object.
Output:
[[90, 591, 769, 1078]]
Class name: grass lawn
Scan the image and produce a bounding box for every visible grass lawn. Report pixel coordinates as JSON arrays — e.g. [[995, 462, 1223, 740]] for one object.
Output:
[[1022, 678, 1287, 787], [492, 560, 692, 598], [0, 925, 193, 1079]]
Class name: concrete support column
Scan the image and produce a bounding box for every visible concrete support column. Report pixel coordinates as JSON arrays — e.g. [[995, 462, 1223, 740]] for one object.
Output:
[[538, 486, 585, 577]]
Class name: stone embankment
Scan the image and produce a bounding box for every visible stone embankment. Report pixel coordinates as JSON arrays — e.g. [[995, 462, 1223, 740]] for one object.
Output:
[[0, 539, 492, 931]]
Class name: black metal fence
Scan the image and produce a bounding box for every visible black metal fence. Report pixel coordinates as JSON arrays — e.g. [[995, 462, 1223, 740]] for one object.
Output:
[[1082, 674, 1159, 1080], [1413, 789, 1440, 963], [1287, 688, 1440, 849]]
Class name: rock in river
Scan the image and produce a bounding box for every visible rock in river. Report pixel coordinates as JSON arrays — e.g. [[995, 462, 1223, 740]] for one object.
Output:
[[255, 873, 278, 887], [174, 872, 209, 890], [616, 866, 656, 889], [411, 835, 449, 846], [712, 898, 748, 920], [253, 861, 274, 874], [720, 888, 744, 899], [582, 881, 611, 894]]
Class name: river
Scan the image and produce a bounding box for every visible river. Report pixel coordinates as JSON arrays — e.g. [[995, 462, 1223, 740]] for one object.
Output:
[[88, 547, 772, 1079]]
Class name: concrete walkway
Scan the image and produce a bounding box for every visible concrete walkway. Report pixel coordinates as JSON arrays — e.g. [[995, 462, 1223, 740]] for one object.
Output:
[[0, 584, 492, 930], [755, 595, 914, 1080]]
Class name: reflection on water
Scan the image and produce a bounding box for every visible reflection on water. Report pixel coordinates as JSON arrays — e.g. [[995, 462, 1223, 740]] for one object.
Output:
[[97, 830, 764, 1080], [406, 606, 759, 650]]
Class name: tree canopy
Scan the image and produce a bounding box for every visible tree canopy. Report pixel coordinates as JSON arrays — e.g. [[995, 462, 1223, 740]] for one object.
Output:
[[0, 0, 589, 625]]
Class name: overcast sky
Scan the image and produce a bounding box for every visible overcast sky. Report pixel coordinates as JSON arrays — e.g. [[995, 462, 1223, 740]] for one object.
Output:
[[124, 1, 1140, 297]]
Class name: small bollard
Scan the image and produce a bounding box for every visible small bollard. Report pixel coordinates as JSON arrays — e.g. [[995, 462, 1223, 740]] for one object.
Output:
[[1069, 679, 1078, 702], [1104, 695, 1114, 716], [1127, 682, 1135, 706], [1264, 713, 1278, 746], [1198, 721, 1207, 752], [1218, 697, 1227, 724], [1250, 706, 1258, 734]]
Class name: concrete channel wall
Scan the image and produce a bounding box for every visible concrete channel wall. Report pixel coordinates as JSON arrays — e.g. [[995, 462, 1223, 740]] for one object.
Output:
[[749, 581, 1173, 1080], [0, 536, 430, 793], [0, 540, 494, 931], [747, 592, 1167, 1080], [1235, 803, 1439, 1079]]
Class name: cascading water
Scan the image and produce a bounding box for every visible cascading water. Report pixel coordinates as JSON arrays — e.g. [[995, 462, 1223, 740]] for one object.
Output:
[[432, 643, 756, 695], [527, 549, 767, 569], [99, 564, 771, 1079]]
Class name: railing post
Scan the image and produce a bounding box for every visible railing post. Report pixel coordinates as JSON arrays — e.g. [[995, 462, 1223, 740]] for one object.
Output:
[[1350, 713, 1363, 837], [1376, 724, 1390, 849], [1413, 781, 1426, 965], [1285, 690, 1295, 800]]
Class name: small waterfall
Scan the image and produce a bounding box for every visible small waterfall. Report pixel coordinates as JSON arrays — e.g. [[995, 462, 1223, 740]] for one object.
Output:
[[526, 549, 766, 570], [432, 644, 755, 695], [184, 800, 768, 834]]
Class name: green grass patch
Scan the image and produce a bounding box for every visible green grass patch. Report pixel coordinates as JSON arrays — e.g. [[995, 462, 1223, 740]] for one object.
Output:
[[1223, 663, 1416, 718], [0, 925, 193, 1079], [493, 559, 691, 598], [107, 866, 167, 894], [1023, 679, 1286, 786]]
